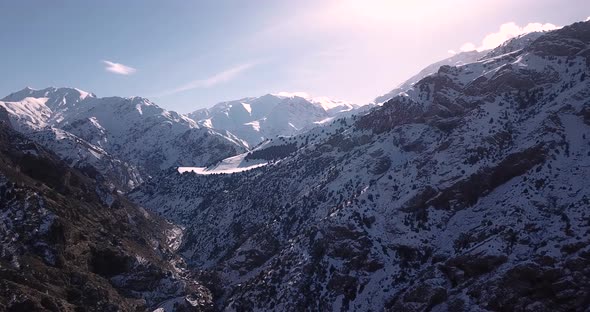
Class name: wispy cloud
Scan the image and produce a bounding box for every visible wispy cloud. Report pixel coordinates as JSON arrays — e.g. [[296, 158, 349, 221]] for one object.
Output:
[[152, 62, 257, 97], [458, 22, 560, 52], [459, 42, 477, 52], [103, 60, 136, 75]]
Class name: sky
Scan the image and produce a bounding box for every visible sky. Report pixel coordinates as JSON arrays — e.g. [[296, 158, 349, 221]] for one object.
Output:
[[1, 0, 589, 113]]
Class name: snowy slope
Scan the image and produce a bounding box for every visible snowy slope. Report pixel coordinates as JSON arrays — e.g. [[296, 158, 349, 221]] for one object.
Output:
[[132, 20, 590, 311], [187, 93, 359, 148], [29, 128, 144, 190], [0, 96, 54, 131], [483, 31, 547, 59], [53, 95, 245, 173], [374, 50, 487, 104]]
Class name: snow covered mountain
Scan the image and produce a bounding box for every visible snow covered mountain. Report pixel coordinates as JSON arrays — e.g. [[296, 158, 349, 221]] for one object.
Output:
[[132, 20, 590, 311], [187, 93, 359, 148], [374, 30, 556, 106], [0, 87, 245, 190]]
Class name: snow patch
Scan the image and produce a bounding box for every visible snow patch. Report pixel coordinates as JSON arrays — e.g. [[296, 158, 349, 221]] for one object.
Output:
[[244, 120, 261, 132], [178, 152, 267, 175], [241, 102, 252, 114]]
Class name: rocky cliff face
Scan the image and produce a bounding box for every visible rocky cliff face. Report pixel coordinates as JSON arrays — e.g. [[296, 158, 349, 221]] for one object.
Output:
[[132, 21, 590, 311], [0, 124, 213, 311]]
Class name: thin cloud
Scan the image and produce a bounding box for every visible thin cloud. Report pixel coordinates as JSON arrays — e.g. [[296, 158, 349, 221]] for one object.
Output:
[[458, 22, 560, 52], [103, 60, 136, 75], [153, 62, 257, 97]]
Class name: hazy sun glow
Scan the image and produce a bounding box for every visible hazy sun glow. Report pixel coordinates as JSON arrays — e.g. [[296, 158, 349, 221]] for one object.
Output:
[[320, 0, 483, 26]]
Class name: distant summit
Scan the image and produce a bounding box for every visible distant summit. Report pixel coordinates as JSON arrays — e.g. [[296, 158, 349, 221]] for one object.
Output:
[[188, 93, 360, 148]]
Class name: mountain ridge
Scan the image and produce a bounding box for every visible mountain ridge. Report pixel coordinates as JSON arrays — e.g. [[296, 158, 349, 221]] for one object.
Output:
[[187, 93, 360, 148], [0, 87, 246, 190]]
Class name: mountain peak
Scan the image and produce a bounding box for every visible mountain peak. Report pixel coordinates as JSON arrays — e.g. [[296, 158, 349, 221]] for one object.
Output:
[[188, 92, 359, 148], [273, 91, 311, 99], [2, 86, 96, 106]]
